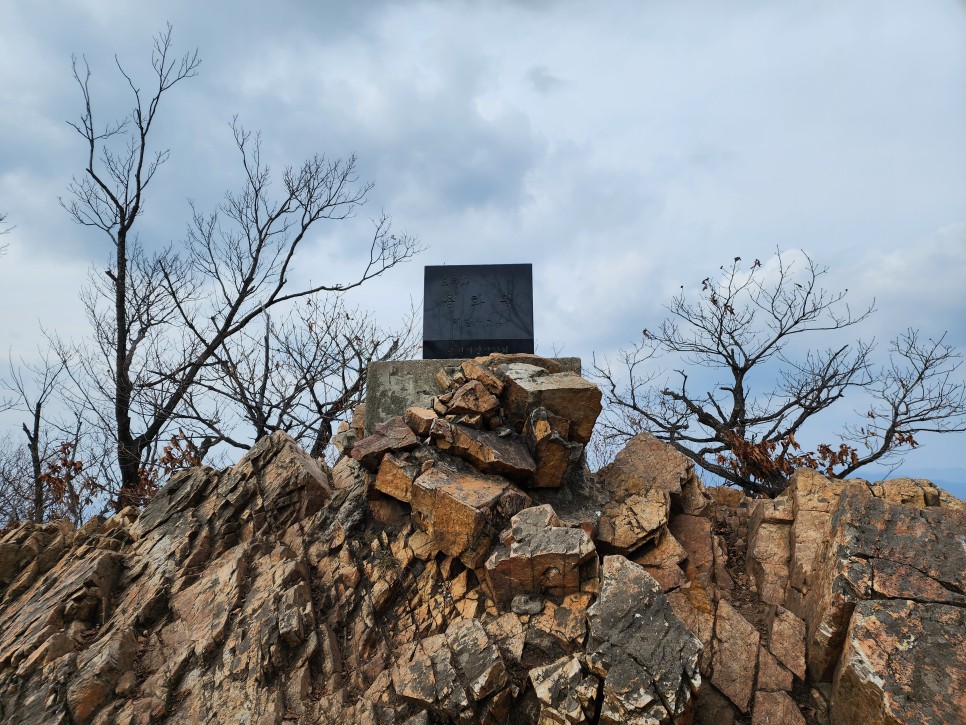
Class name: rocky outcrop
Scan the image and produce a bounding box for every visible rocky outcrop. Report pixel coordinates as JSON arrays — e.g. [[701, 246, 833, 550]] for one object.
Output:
[[831, 599, 966, 725], [798, 482, 966, 680], [0, 356, 963, 724], [586, 555, 702, 724]]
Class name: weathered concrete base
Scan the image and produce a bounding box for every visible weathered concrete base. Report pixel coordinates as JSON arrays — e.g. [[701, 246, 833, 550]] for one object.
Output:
[[366, 358, 581, 434]]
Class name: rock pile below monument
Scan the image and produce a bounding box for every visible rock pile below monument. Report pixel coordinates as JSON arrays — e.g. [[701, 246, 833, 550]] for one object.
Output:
[[0, 353, 963, 724]]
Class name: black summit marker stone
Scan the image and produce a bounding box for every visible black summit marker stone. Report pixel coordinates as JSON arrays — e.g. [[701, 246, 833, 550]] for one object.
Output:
[[423, 264, 534, 359]]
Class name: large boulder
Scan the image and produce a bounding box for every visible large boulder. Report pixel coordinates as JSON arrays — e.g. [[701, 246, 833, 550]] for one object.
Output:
[[586, 556, 702, 724], [831, 599, 966, 725], [801, 483, 966, 680], [484, 505, 598, 604], [430, 419, 536, 482], [595, 433, 711, 555], [498, 364, 602, 443], [410, 461, 531, 567]]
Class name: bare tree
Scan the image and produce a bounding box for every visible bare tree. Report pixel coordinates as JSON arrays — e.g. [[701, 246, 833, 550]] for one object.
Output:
[[594, 251, 966, 496], [61, 26, 420, 511], [181, 296, 417, 459], [0, 437, 32, 527], [0, 212, 11, 256], [3, 352, 65, 522]]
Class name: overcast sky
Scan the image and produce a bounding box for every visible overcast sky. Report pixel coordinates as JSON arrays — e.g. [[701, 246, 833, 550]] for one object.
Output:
[[1, 1, 964, 492]]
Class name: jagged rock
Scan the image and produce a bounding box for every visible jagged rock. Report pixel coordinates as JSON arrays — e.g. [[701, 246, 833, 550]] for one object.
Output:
[[831, 599, 966, 725], [596, 434, 717, 555], [411, 461, 531, 567], [869, 476, 966, 509], [586, 556, 702, 724], [756, 645, 793, 693], [460, 360, 505, 395], [710, 600, 759, 713], [445, 618, 508, 701], [602, 434, 710, 515], [446, 380, 500, 417], [404, 406, 438, 437], [668, 515, 713, 581], [3, 369, 963, 725], [499, 364, 602, 443], [746, 502, 791, 606], [529, 655, 601, 724], [374, 452, 419, 503], [752, 691, 805, 725], [485, 612, 527, 665], [430, 418, 536, 481], [668, 579, 716, 676], [484, 505, 598, 604], [332, 454, 371, 491], [801, 483, 966, 680], [352, 416, 420, 471], [529, 593, 593, 654], [597, 485, 668, 556], [766, 606, 805, 680], [784, 468, 848, 614], [524, 408, 584, 488], [632, 526, 688, 591]]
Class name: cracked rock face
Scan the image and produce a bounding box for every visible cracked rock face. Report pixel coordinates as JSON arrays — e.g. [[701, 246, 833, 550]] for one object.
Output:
[[586, 556, 702, 724], [800, 482, 966, 680], [831, 599, 966, 725], [1, 375, 964, 725]]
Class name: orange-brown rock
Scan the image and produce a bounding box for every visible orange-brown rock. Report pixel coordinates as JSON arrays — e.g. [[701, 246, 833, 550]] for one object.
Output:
[[752, 691, 805, 725], [484, 505, 598, 604], [404, 406, 438, 436], [669, 514, 713, 579], [710, 600, 759, 712], [525, 408, 584, 488], [529, 655, 601, 724], [869, 476, 966, 509], [602, 433, 711, 515], [633, 526, 688, 591], [474, 352, 564, 373], [596, 485, 668, 555], [766, 605, 805, 680], [756, 646, 793, 693], [411, 461, 530, 567], [2, 373, 963, 725], [352, 415, 420, 470], [801, 483, 966, 680], [783, 468, 847, 613], [668, 579, 717, 676], [746, 500, 791, 606], [446, 380, 501, 417], [499, 364, 602, 443], [430, 418, 536, 481], [374, 452, 419, 503], [831, 599, 966, 725], [595, 433, 712, 556], [460, 360, 505, 395]]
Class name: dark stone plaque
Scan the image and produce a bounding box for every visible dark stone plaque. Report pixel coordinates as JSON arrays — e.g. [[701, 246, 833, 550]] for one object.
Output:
[[423, 264, 534, 359]]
